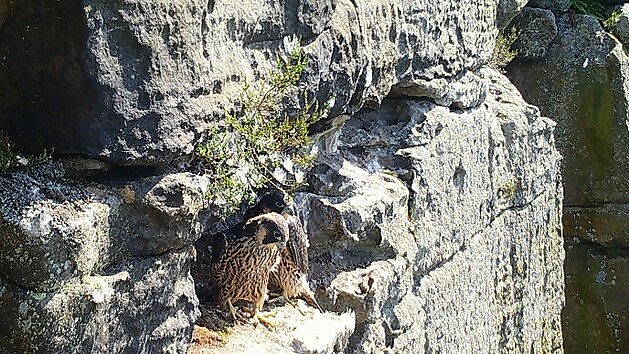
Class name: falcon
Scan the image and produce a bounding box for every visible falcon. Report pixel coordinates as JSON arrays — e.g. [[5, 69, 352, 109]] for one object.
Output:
[[268, 204, 322, 312], [239, 190, 322, 312], [210, 212, 289, 328]]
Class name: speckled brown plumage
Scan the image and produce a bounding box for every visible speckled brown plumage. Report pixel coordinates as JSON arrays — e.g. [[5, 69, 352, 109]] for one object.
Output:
[[268, 209, 322, 312], [210, 212, 289, 323], [225, 189, 321, 312]]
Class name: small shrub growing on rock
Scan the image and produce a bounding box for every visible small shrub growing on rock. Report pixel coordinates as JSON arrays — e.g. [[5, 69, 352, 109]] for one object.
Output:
[[498, 180, 518, 200], [570, 0, 604, 19], [195, 40, 330, 214], [0, 132, 17, 172], [603, 9, 621, 31], [0, 131, 52, 173], [490, 27, 519, 73]]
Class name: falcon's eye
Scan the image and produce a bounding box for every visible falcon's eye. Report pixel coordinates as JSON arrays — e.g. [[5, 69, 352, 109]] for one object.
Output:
[[273, 231, 282, 240], [275, 201, 284, 208]]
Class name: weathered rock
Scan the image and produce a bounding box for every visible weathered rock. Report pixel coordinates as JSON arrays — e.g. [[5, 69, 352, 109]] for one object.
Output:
[[0, 163, 210, 292], [496, 0, 530, 29], [563, 238, 629, 354], [613, 4, 629, 49], [297, 68, 563, 353], [0, 0, 501, 164], [189, 306, 355, 354], [509, 14, 629, 206], [509, 7, 558, 60], [507, 12, 629, 353], [526, 0, 570, 12], [564, 205, 629, 247], [0, 163, 210, 352], [0, 1, 567, 353], [0, 246, 199, 354]]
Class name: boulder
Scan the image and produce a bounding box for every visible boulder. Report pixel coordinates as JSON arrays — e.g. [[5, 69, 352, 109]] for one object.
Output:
[[496, 0, 530, 29], [0, 246, 199, 354], [509, 7, 558, 60], [526, 0, 571, 12]]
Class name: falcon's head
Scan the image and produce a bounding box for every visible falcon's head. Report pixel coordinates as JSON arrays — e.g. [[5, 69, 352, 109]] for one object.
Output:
[[245, 189, 292, 218], [244, 212, 289, 249]]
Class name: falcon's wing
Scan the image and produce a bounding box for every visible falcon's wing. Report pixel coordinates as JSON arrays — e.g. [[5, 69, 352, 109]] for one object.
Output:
[[286, 214, 309, 274]]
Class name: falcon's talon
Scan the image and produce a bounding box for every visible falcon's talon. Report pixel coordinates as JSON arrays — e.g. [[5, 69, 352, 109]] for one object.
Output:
[[254, 313, 277, 330], [284, 296, 297, 308], [267, 295, 285, 304], [227, 300, 249, 324]]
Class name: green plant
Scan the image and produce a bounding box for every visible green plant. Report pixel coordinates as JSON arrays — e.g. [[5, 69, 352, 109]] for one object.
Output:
[[490, 27, 519, 73], [0, 132, 17, 172], [0, 131, 52, 173], [195, 41, 330, 214], [603, 9, 622, 31], [570, 0, 605, 19], [498, 181, 517, 200]]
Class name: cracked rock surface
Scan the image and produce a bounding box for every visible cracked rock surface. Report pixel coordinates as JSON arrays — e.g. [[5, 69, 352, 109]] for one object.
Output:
[[0, 0, 502, 164], [507, 13, 629, 353], [0, 1, 565, 353], [0, 164, 207, 353], [298, 68, 564, 353]]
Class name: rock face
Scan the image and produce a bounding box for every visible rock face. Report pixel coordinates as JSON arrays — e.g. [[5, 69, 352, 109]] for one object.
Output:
[[0, 247, 198, 354], [507, 12, 629, 353], [563, 238, 629, 354], [0, 164, 207, 353], [526, 0, 570, 12], [510, 15, 629, 206], [613, 4, 629, 49], [0, 0, 501, 164], [508, 8, 557, 60], [0, 1, 565, 353], [299, 68, 564, 353]]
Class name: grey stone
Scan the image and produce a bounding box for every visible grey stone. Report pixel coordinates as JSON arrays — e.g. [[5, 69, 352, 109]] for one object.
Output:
[[508, 13, 629, 353], [563, 238, 629, 353], [189, 307, 355, 354], [564, 205, 629, 247], [509, 7, 558, 59], [497, 0, 530, 29], [297, 68, 563, 353], [0, 246, 199, 354], [0, 0, 501, 165], [0, 163, 210, 292], [613, 4, 629, 49], [509, 14, 629, 206], [527, 0, 570, 12]]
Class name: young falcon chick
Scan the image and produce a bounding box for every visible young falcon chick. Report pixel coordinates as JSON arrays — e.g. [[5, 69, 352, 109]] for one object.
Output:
[[233, 189, 322, 312], [211, 212, 289, 328], [268, 204, 322, 312]]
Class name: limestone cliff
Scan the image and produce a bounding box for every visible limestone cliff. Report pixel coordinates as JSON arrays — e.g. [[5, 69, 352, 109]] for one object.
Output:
[[507, 5, 629, 352], [0, 1, 563, 353]]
